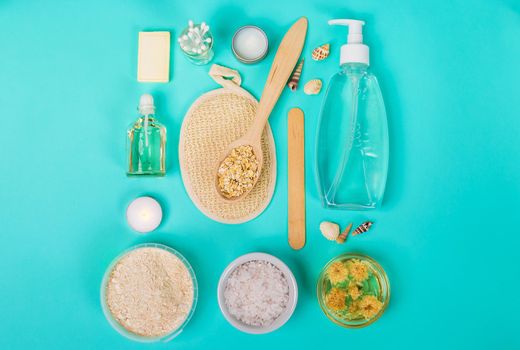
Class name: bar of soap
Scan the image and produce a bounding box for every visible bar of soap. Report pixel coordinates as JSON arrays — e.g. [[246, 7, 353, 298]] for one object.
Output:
[[137, 32, 170, 83]]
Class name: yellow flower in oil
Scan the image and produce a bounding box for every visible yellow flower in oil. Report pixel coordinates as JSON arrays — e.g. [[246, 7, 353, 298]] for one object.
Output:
[[326, 261, 349, 284], [348, 284, 361, 300], [326, 288, 347, 311], [359, 295, 383, 319], [348, 259, 369, 282], [348, 300, 359, 315]]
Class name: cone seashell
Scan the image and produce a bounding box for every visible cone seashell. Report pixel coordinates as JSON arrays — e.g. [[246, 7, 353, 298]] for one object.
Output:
[[304, 79, 322, 95], [312, 43, 330, 61], [336, 223, 353, 244], [352, 221, 373, 236], [288, 59, 304, 91], [320, 221, 340, 241]]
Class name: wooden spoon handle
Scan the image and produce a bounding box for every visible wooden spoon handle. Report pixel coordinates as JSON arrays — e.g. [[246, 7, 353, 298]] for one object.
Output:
[[247, 17, 308, 142]]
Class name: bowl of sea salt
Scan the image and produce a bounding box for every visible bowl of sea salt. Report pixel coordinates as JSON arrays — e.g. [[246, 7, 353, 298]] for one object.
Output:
[[217, 252, 298, 334]]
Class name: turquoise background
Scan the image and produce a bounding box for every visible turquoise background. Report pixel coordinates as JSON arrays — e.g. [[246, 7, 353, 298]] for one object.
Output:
[[1, 0, 519, 348]]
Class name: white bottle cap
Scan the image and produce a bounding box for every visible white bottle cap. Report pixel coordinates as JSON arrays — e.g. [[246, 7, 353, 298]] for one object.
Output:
[[138, 93, 155, 115], [328, 19, 369, 66]]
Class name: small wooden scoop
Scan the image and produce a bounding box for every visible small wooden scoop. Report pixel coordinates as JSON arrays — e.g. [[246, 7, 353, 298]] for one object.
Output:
[[215, 17, 308, 201]]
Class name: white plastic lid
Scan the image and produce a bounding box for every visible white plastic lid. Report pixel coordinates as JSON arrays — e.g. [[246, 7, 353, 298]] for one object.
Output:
[[328, 19, 369, 66], [138, 93, 155, 115]]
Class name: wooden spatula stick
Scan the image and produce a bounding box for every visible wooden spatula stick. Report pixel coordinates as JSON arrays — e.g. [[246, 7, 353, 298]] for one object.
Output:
[[288, 108, 306, 250]]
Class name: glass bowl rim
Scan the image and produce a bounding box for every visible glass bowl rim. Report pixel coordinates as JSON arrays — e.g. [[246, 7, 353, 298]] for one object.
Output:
[[316, 252, 390, 329], [100, 243, 198, 342], [217, 252, 298, 334]]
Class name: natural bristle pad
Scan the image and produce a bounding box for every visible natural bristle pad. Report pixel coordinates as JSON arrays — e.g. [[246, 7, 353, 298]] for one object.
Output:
[[288, 108, 305, 250], [137, 32, 170, 83]]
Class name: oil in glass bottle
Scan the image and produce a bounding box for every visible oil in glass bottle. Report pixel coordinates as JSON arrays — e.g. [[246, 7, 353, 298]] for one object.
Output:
[[127, 94, 166, 176]]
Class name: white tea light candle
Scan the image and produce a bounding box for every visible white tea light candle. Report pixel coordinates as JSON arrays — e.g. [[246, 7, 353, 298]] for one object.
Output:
[[126, 196, 162, 233], [232, 26, 268, 63]]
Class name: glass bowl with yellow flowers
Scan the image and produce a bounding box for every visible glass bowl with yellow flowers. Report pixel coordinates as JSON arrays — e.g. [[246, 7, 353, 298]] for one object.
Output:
[[317, 253, 390, 328]]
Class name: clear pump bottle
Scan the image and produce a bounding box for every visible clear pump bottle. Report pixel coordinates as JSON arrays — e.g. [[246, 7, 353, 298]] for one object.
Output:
[[316, 19, 388, 209], [127, 94, 166, 176]]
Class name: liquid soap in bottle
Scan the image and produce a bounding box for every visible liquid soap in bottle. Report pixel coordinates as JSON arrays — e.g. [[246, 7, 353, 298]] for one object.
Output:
[[316, 19, 388, 209], [127, 94, 166, 176]]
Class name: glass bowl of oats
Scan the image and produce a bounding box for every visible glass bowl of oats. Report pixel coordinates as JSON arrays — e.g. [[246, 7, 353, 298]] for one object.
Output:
[[317, 253, 390, 328], [100, 243, 198, 342]]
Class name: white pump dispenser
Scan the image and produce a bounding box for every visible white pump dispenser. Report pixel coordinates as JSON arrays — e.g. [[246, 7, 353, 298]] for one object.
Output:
[[138, 93, 156, 115], [328, 19, 369, 66]]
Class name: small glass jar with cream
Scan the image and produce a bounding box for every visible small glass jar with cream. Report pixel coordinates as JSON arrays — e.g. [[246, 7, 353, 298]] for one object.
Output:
[[232, 26, 269, 64]]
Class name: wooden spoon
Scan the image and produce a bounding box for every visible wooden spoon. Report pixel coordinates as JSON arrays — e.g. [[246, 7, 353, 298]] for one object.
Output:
[[216, 17, 308, 201]]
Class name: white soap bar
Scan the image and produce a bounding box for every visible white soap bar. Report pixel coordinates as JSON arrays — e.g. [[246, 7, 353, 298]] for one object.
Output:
[[137, 32, 170, 83]]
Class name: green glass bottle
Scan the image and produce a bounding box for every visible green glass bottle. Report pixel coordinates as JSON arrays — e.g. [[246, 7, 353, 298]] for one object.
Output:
[[127, 94, 166, 176]]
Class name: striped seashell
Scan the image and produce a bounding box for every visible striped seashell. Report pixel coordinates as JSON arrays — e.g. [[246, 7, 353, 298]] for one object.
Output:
[[336, 223, 353, 244], [304, 79, 322, 95], [352, 221, 373, 236], [320, 221, 340, 241], [288, 59, 304, 91], [312, 43, 330, 61]]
